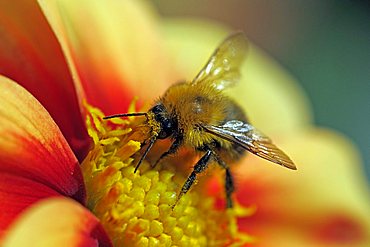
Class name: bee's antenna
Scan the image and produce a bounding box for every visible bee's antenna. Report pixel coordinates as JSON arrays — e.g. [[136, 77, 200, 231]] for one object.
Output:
[[103, 112, 147, 119], [134, 137, 156, 173]]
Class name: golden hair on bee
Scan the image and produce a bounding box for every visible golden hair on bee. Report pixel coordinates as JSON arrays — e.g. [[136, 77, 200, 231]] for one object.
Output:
[[104, 32, 296, 208]]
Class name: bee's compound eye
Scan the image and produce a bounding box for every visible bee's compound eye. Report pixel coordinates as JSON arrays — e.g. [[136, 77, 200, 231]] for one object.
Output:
[[162, 119, 172, 130], [158, 119, 173, 139], [151, 104, 164, 114]]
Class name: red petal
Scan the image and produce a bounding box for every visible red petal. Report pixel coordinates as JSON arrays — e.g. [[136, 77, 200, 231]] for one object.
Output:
[[310, 213, 367, 245], [0, 77, 86, 229], [0, 0, 90, 161], [0, 173, 60, 238], [2, 197, 112, 247]]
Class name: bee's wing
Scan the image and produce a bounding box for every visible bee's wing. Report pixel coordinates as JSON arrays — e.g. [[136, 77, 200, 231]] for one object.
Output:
[[204, 120, 297, 170], [191, 32, 248, 91]]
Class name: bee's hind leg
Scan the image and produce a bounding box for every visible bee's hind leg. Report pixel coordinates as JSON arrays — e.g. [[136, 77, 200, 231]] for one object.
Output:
[[213, 153, 235, 208], [174, 149, 212, 206], [224, 168, 235, 208]]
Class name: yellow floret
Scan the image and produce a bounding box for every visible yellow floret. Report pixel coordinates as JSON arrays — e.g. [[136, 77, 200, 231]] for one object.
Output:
[[81, 103, 253, 246]]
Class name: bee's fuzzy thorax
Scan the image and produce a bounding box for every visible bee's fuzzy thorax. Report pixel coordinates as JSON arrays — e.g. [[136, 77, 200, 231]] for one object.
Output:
[[159, 82, 231, 148]]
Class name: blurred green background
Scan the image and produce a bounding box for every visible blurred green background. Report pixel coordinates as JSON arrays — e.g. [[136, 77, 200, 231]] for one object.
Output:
[[153, 0, 370, 180]]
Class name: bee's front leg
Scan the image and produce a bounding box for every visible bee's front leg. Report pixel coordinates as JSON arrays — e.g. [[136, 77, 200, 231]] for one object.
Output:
[[175, 149, 212, 206]]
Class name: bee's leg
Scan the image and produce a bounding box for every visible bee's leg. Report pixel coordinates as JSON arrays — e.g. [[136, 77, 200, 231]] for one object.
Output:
[[152, 135, 183, 168], [213, 154, 234, 208], [224, 168, 235, 208], [176, 149, 212, 205], [134, 137, 156, 173]]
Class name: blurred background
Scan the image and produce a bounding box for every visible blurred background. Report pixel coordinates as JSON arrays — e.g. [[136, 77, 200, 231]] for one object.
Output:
[[152, 0, 370, 180]]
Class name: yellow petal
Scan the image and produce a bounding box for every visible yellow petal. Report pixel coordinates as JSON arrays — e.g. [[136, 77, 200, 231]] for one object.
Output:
[[235, 128, 370, 246], [161, 18, 312, 134], [2, 197, 111, 247], [38, 0, 178, 114], [238, 128, 369, 214]]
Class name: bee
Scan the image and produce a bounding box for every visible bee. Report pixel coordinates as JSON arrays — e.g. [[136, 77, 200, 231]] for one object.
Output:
[[104, 32, 296, 208]]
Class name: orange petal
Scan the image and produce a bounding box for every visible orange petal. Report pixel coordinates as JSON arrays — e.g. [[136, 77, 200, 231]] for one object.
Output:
[[2, 197, 112, 247], [234, 129, 370, 246], [162, 19, 312, 134], [39, 0, 179, 114], [0, 76, 86, 229], [0, 0, 90, 161], [0, 173, 60, 238]]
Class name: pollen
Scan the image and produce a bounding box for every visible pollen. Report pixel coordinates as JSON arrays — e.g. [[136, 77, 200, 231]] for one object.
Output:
[[81, 103, 253, 246]]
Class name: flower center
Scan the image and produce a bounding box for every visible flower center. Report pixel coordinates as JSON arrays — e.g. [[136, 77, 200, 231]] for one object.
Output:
[[81, 103, 253, 246]]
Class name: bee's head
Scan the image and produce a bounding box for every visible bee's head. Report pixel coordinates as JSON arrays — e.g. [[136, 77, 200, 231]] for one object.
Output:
[[103, 104, 177, 173], [149, 103, 177, 139]]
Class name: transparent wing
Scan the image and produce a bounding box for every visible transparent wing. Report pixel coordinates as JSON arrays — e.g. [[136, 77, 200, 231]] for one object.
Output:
[[191, 32, 248, 91], [204, 120, 297, 170]]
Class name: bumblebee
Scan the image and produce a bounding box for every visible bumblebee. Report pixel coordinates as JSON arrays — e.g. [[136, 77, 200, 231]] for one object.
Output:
[[104, 33, 296, 208]]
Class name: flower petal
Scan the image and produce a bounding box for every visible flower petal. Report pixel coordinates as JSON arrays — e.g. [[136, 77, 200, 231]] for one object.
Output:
[[161, 18, 312, 134], [0, 173, 60, 238], [0, 76, 85, 230], [234, 129, 370, 246], [2, 197, 112, 247], [38, 0, 179, 114], [0, 0, 90, 161]]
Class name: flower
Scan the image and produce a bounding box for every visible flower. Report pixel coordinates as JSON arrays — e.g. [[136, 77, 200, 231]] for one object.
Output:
[[0, 0, 369, 246]]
